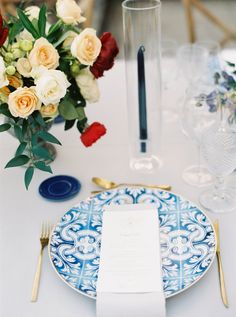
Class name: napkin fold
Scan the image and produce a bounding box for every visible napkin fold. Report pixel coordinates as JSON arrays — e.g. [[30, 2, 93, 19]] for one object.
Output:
[[96, 204, 166, 317]]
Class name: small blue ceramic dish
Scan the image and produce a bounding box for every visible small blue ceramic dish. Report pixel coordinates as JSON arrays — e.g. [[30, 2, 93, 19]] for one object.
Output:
[[39, 175, 81, 201], [54, 115, 65, 124]]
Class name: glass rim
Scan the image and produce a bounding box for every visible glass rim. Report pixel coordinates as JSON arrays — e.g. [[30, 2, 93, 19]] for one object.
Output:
[[122, 0, 161, 11]]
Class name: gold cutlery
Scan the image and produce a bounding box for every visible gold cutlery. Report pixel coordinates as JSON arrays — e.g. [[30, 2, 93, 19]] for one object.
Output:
[[92, 177, 172, 191], [213, 220, 229, 308], [31, 222, 52, 302]]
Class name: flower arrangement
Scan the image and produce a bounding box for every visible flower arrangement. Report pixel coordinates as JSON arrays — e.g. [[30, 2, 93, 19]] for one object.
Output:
[[0, 0, 118, 189]]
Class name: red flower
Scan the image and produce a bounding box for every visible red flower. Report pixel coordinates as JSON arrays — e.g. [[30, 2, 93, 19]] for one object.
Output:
[[90, 32, 119, 78], [0, 13, 8, 47], [81, 122, 107, 147]]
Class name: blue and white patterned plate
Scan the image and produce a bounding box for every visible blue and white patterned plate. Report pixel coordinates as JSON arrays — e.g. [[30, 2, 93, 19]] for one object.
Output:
[[49, 187, 216, 299]]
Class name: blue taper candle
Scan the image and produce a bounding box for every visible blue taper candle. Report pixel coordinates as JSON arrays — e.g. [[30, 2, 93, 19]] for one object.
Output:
[[137, 45, 147, 153]]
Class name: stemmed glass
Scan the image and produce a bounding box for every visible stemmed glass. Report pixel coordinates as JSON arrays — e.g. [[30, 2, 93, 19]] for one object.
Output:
[[196, 40, 221, 84], [177, 44, 209, 86], [200, 106, 236, 213], [181, 84, 218, 187], [161, 39, 179, 122]]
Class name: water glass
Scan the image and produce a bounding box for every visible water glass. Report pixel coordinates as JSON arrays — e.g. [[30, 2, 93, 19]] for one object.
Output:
[[200, 118, 236, 213]]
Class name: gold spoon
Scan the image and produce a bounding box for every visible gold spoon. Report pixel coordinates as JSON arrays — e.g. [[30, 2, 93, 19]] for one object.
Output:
[[92, 177, 172, 191]]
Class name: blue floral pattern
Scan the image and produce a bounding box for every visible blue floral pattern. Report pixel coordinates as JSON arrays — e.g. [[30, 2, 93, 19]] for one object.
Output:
[[49, 188, 216, 298]]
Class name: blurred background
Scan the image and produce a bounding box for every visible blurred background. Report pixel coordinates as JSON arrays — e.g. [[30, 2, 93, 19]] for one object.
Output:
[[1, 0, 236, 57]]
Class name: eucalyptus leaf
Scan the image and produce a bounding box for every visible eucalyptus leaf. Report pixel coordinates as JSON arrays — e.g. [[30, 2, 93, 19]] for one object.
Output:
[[15, 142, 27, 156], [14, 125, 23, 142], [17, 8, 39, 39], [0, 104, 14, 118], [0, 123, 11, 132], [32, 111, 46, 127], [24, 166, 34, 190], [35, 161, 52, 173], [32, 145, 52, 160], [5, 155, 30, 168], [37, 131, 62, 145]]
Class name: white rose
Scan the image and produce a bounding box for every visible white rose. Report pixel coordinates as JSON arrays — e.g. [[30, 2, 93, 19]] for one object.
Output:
[[30, 65, 48, 81], [28, 37, 60, 70], [35, 69, 70, 105], [25, 6, 40, 20], [71, 28, 101, 66], [8, 86, 41, 118], [56, 0, 86, 25], [76, 68, 100, 103], [16, 58, 32, 78], [0, 56, 9, 89]]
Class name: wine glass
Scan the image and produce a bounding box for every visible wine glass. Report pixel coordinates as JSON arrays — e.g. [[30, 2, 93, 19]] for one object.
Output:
[[177, 44, 209, 86], [200, 111, 236, 213], [181, 84, 218, 187], [196, 40, 221, 84], [161, 39, 179, 122]]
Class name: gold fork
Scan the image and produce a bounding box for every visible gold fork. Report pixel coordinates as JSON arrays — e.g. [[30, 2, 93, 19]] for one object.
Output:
[[31, 222, 52, 302], [213, 220, 229, 308]]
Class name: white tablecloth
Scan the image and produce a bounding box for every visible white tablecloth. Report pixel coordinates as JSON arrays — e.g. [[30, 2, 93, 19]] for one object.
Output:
[[0, 61, 236, 317]]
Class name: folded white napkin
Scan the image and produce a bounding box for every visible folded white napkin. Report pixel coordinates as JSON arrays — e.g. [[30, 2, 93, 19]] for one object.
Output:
[[96, 204, 166, 317]]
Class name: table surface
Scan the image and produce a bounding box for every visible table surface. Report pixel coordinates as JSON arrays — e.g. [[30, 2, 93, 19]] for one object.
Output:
[[0, 60, 236, 317]]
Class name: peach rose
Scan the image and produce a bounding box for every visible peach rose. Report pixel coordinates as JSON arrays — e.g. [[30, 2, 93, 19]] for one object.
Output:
[[8, 87, 41, 118], [28, 37, 60, 70], [71, 28, 101, 66], [40, 104, 58, 118]]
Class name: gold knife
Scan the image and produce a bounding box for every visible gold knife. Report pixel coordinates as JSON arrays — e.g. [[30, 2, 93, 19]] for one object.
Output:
[[213, 220, 229, 308]]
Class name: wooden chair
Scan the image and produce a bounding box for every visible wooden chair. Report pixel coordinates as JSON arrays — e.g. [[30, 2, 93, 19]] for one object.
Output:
[[182, 0, 236, 46], [0, 0, 20, 19], [79, 0, 95, 28]]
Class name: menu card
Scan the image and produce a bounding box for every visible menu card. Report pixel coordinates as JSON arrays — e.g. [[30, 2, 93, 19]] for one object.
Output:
[[96, 204, 166, 317]]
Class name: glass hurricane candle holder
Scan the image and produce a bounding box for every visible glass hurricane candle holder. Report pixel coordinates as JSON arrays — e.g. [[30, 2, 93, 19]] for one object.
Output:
[[122, 0, 162, 172]]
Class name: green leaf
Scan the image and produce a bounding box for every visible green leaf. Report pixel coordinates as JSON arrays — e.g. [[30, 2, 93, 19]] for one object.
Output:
[[38, 4, 47, 37], [5, 155, 30, 168], [35, 161, 52, 173], [24, 166, 34, 190], [37, 131, 62, 145], [14, 125, 23, 142], [0, 104, 14, 118], [59, 99, 79, 120], [76, 107, 86, 121], [77, 118, 87, 133], [53, 31, 72, 48], [15, 142, 27, 156], [227, 61, 235, 67], [48, 20, 63, 35], [32, 145, 52, 160], [17, 8, 39, 39], [65, 120, 75, 131], [8, 19, 24, 43], [0, 123, 11, 132], [32, 111, 45, 127], [22, 119, 28, 137]]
